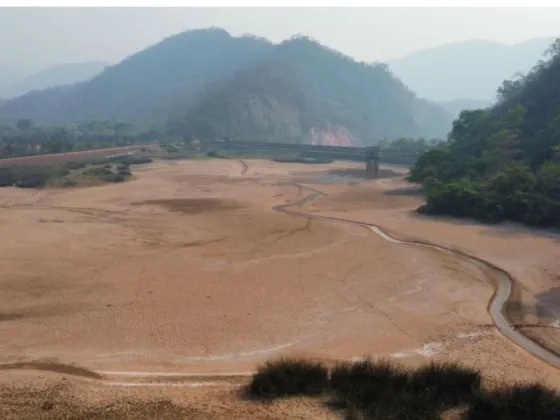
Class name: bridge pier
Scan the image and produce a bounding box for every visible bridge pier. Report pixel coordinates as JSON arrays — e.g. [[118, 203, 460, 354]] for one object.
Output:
[[366, 159, 379, 178], [365, 147, 380, 179]]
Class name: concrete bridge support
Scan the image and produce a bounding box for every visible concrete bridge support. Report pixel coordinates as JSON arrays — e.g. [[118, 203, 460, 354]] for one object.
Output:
[[365, 147, 380, 179], [366, 159, 379, 178]]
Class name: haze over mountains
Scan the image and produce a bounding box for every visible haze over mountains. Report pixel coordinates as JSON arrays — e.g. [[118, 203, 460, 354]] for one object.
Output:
[[388, 37, 556, 103], [0, 61, 109, 99], [439, 98, 490, 119], [409, 36, 560, 228], [168, 34, 452, 144], [0, 28, 452, 144], [0, 28, 557, 145]]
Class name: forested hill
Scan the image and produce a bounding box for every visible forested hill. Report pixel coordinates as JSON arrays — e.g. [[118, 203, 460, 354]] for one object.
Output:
[[409, 39, 560, 228], [0, 28, 273, 125], [167, 36, 452, 145], [0, 29, 453, 143]]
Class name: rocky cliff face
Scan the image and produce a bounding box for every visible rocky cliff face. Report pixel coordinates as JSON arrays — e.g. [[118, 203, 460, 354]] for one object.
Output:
[[309, 125, 359, 147]]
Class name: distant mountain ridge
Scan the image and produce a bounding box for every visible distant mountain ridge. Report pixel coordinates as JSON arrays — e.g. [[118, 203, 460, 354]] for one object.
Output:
[[0, 69, 21, 98], [0, 61, 109, 99], [0, 28, 453, 143], [0, 29, 272, 125], [441, 98, 491, 118], [167, 34, 453, 143], [388, 37, 557, 102]]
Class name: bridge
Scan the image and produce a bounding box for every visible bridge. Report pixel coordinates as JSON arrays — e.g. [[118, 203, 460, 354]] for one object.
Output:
[[208, 140, 419, 178]]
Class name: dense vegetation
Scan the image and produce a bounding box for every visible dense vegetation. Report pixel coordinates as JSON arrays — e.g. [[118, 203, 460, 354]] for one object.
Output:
[[248, 356, 560, 420], [0, 165, 71, 188], [0, 155, 151, 189], [0, 120, 157, 188], [0, 119, 149, 158], [249, 358, 329, 399], [169, 36, 452, 144], [409, 39, 560, 228], [378, 137, 444, 154], [0, 29, 453, 143], [0, 119, 158, 158]]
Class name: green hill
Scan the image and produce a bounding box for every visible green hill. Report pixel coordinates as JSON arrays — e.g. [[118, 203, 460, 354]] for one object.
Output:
[[0, 29, 453, 143], [0, 28, 272, 125], [168, 36, 452, 145], [409, 39, 560, 228]]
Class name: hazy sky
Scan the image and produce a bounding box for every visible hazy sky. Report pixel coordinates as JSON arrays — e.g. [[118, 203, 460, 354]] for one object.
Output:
[[1, 7, 560, 77]]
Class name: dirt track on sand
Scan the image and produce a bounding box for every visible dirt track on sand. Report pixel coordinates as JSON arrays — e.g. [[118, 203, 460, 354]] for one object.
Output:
[[1, 159, 559, 418], [273, 182, 560, 370]]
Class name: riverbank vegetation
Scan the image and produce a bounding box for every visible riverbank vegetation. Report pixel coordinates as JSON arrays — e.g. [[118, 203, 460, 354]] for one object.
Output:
[[408, 39, 560, 228], [0, 154, 154, 189]]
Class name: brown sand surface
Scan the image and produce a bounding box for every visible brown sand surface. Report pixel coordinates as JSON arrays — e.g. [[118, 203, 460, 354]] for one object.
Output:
[[305, 172, 560, 364], [0, 370, 338, 420], [1, 158, 559, 418]]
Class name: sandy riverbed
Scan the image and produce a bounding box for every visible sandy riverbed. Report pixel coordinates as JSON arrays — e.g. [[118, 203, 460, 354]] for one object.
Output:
[[1, 158, 558, 418]]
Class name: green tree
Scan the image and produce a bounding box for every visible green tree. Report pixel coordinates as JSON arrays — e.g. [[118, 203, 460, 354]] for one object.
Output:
[[536, 161, 560, 199], [407, 147, 460, 183], [408, 37, 560, 228], [16, 119, 33, 131]]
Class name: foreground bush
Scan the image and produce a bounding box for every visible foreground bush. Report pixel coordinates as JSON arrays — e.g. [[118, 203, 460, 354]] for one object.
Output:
[[333, 360, 439, 420], [357, 392, 440, 420], [249, 357, 557, 420], [408, 361, 481, 408], [248, 358, 329, 399], [331, 358, 408, 409], [329, 358, 480, 419], [465, 383, 560, 420]]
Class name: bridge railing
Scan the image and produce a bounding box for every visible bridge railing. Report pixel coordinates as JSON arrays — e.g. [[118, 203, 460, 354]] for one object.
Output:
[[207, 140, 419, 166]]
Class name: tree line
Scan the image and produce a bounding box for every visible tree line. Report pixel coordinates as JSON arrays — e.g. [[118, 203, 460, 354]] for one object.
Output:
[[0, 119, 158, 159], [378, 137, 444, 153], [408, 39, 560, 228]]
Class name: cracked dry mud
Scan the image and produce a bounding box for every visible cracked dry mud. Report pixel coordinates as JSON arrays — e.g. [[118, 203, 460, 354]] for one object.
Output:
[[0, 158, 559, 418]]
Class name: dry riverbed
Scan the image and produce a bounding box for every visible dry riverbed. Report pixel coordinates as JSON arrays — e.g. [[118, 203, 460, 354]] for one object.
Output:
[[1, 158, 558, 418]]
